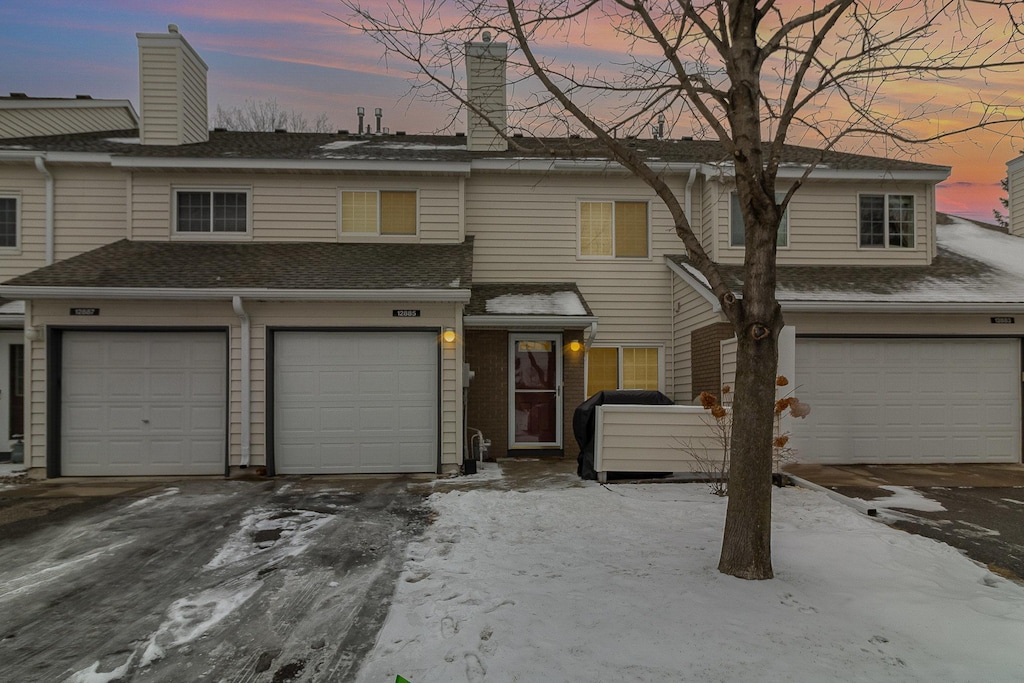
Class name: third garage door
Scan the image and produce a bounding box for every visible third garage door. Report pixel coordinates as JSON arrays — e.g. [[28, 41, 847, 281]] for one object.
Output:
[[792, 338, 1020, 464], [273, 331, 439, 474]]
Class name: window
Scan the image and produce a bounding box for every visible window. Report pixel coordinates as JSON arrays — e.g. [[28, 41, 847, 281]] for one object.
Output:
[[175, 190, 248, 233], [586, 346, 660, 397], [0, 195, 18, 248], [341, 190, 417, 235], [730, 192, 789, 247], [859, 194, 915, 248], [579, 201, 649, 257]]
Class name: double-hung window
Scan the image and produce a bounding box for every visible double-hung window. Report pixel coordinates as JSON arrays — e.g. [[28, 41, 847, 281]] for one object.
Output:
[[859, 194, 915, 248], [175, 189, 249, 234], [729, 192, 789, 248], [341, 190, 417, 235], [579, 201, 649, 258], [586, 346, 660, 397], [0, 195, 19, 249]]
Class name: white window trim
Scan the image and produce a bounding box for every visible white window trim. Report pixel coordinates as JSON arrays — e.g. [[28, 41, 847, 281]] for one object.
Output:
[[727, 191, 790, 249], [171, 186, 253, 240], [338, 188, 420, 240], [0, 192, 21, 254], [577, 199, 652, 260], [857, 192, 917, 249], [584, 344, 665, 396]]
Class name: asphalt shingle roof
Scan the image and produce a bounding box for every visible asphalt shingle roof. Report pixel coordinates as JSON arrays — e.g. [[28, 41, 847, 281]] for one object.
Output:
[[1, 239, 474, 292], [0, 129, 948, 173]]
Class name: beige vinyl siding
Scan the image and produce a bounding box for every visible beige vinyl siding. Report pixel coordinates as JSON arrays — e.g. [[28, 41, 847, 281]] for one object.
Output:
[[138, 30, 208, 146], [466, 173, 684, 357], [130, 173, 462, 242], [0, 164, 46, 280], [720, 337, 738, 392], [1009, 156, 1024, 238], [0, 106, 136, 139], [179, 46, 208, 146], [594, 405, 727, 476], [671, 273, 722, 402], [700, 178, 718, 258], [53, 167, 128, 260], [712, 180, 934, 265], [465, 42, 508, 152], [24, 300, 462, 474]]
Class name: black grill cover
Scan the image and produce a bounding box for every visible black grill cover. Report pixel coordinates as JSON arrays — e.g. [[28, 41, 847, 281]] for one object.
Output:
[[573, 390, 675, 480]]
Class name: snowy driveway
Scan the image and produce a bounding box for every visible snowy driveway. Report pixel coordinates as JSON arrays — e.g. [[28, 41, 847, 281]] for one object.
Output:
[[0, 477, 429, 682]]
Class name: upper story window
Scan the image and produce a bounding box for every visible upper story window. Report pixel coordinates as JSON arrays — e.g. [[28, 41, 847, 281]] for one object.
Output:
[[0, 195, 19, 249], [341, 190, 417, 235], [579, 201, 649, 258], [859, 194, 915, 248], [729, 192, 789, 248], [175, 189, 249, 234]]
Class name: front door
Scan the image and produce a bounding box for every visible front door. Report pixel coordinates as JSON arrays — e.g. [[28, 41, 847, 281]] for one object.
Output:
[[509, 334, 562, 449]]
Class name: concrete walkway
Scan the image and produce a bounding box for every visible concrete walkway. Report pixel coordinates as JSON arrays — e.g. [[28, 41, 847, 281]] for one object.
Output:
[[785, 462, 1024, 488]]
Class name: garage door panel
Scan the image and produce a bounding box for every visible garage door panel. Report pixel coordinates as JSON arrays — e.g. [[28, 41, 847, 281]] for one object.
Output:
[[61, 331, 227, 476], [275, 331, 438, 474], [794, 338, 1020, 464]]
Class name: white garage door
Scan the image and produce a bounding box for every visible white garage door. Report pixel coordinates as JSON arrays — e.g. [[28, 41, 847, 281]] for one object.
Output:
[[274, 331, 439, 474], [62, 331, 227, 476], [793, 338, 1020, 464]]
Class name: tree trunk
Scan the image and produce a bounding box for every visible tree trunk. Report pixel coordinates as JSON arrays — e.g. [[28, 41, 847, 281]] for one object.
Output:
[[718, 319, 779, 579]]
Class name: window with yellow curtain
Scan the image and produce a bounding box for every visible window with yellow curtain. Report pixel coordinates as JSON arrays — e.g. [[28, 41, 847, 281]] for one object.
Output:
[[341, 190, 417, 235], [586, 346, 660, 397], [381, 191, 417, 234], [341, 191, 378, 233], [579, 200, 648, 257]]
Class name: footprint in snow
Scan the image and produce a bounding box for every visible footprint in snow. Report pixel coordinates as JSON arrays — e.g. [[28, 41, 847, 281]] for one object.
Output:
[[465, 653, 486, 682], [441, 616, 459, 638]]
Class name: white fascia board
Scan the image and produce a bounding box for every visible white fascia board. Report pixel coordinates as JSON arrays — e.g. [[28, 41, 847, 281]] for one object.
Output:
[[781, 300, 1024, 313], [0, 286, 472, 303], [463, 314, 598, 328], [0, 151, 114, 164], [0, 98, 137, 114], [665, 257, 721, 312], [699, 163, 950, 182], [109, 157, 471, 174]]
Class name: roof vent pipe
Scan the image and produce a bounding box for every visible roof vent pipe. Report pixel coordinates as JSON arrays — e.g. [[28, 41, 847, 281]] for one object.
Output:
[[357, 107, 365, 135], [375, 107, 382, 134]]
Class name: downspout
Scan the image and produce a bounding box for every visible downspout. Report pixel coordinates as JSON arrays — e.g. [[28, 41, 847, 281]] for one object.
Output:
[[34, 156, 54, 265], [684, 167, 697, 229], [231, 296, 251, 468], [585, 321, 598, 350]]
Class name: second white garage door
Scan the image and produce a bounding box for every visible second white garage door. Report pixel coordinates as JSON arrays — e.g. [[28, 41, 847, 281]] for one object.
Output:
[[273, 331, 439, 474], [792, 338, 1021, 464]]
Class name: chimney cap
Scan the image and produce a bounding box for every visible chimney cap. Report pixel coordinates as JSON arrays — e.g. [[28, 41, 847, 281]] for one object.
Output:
[[168, 24, 179, 33], [9, 92, 28, 98], [482, 31, 492, 43]]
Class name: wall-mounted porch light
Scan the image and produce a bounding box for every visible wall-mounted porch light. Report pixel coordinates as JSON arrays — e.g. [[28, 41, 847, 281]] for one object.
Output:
[[568, 340, 582, 353], [442, 328, 457, 344]]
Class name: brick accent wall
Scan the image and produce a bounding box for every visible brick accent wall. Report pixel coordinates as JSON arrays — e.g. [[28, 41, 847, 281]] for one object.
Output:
[[464, 329, 587, 460], [690, 322, 735, 402]]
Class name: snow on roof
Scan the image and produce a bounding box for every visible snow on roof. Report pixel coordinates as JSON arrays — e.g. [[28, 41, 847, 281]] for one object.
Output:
[[319, 140, 368, 151], [485, 292, 588, 316], [0, 300, 25, 316]]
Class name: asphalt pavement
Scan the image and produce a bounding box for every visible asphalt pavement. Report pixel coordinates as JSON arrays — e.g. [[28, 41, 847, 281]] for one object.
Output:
[[0, 476, 431, 682]]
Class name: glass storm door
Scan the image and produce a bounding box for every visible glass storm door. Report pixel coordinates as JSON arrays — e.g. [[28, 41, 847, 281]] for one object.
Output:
[[509, 334, 562, 448]]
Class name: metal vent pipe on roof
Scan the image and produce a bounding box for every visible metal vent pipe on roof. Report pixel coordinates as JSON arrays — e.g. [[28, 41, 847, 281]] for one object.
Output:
[[375, 107, 382, 134], [357, 107, 365, 135]]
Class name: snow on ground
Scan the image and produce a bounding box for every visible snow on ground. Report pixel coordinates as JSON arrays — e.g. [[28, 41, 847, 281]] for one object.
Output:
[[357, 482, 1024, 682], [868, 485, 947, 512], [203, 507, 334, 570]]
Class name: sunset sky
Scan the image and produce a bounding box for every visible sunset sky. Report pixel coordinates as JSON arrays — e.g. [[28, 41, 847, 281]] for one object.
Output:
[[2, 0, 1019, 222]]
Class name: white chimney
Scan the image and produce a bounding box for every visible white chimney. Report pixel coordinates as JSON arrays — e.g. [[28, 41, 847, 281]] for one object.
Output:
[[465, 33, 507, 152], [136, 25, 209, 146]]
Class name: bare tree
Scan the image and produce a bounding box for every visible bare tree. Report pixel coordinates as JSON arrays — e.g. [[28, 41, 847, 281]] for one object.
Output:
[[339, 0, 1024, 579], [213, 98, 332, 133]]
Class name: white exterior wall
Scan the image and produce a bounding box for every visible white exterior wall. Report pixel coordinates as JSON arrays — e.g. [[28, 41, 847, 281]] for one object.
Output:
[[466, 172, 692, 392], [0, 164, 127, 282], [1008, 155, 1024, 238], [23, 299, 463, 475], [137, 28, 208, 146], [711, 179, 935, 265], [0, 104, 136, 139], [594, 404, 729, 476], [128, 172, 463, 243]]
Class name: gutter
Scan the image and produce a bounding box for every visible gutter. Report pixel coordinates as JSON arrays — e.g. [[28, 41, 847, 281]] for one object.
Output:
[[780, 300, 1024, 314], [462, 314, 598, 328], [0, 286, 473, 303], [231, 296, 251, 468], [33, 156, 54, 265]]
